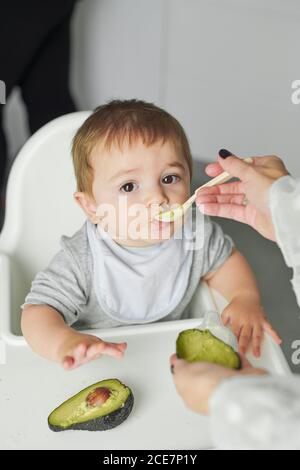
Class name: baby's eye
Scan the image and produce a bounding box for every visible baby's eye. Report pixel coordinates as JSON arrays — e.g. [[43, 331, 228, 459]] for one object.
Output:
[[162, 174, 180, 185], [120, 182, 138, 193]]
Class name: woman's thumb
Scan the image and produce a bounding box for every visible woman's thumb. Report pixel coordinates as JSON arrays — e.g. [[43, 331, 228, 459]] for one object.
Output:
[[218, 149, 253, 181]]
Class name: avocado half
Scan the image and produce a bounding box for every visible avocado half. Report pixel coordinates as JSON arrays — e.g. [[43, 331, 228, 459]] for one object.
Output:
[[48, 379, 134, 432], [176, 329, 241, 370]]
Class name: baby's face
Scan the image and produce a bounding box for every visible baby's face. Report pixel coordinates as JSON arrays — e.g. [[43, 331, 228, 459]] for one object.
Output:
[[77, 139, 191, 247]]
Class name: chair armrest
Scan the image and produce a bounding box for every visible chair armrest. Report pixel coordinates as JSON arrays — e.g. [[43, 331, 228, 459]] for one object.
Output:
[[0, 252, 11, 340], [0, 253, 26, 346], [189, 283, 291, 375], [189, 281, 221, 318]]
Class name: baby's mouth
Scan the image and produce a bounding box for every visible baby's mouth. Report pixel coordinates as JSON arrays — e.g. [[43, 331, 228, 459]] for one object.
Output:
[[151, 203, 171, 223], [151, 218, 171, 227], [150, 218, 173, 237]]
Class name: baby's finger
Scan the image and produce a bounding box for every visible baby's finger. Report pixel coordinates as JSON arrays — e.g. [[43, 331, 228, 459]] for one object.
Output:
[[62, 356, 75, 370], [263, 321, 282, 344], [238, 325, 252, 355], [221, 311, 230, 326], [85, 342, 105, 359], [229, 319, 242, 340], [101, 342, 125, 358], [73, 343, 88, 363], [252, 325, 263, 358], [104, 341, 127, 355], [84, 342, 106, 359], [239, 354, 252, 369], [101, 340, 127, 350]]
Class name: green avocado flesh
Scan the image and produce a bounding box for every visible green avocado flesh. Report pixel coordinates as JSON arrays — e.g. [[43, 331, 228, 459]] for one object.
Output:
[[48, 379, 134, 432], [176, 329, 241, 370]]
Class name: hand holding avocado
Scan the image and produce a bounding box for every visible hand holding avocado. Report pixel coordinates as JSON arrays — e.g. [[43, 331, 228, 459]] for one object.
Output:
[[171, 327, 267, 415], [57, 331, 127, 370], [170, 353, 267, 415]]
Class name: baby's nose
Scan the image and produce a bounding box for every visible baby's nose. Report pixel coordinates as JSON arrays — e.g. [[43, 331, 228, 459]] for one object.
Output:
[[146, 191, 168, 208]]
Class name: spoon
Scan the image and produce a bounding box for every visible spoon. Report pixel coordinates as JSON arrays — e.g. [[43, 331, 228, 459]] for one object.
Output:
[[155, 157, 253, 222]]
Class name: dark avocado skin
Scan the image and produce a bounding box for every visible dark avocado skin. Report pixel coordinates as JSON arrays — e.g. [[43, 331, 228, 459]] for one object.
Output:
[[48, 392, 134, 432]]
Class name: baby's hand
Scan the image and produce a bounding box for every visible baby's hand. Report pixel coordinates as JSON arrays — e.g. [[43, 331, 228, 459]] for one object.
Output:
[[57, 332, 127, 370], [221, 297, 282, 358]]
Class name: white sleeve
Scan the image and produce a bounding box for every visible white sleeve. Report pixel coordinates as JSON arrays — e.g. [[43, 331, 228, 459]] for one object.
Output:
[[209, 375, 300, 450], [269, 176, 300, 307]]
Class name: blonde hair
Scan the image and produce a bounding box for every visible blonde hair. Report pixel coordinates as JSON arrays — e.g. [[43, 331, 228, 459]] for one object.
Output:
[[72, 99, 193, 196]]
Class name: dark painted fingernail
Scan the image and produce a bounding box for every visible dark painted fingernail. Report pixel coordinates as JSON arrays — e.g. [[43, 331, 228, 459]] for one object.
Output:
[[170, 365, 174, 374], [219, 149, 233, 159]]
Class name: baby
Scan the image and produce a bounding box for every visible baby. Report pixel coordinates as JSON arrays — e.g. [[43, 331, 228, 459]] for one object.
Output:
[[21, 99, 281, 370]]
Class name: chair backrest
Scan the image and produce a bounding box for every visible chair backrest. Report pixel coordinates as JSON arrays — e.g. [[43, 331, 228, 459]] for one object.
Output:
[[0, 112, 91, 335]]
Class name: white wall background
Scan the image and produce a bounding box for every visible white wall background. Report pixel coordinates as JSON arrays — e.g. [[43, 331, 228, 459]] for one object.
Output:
[[4, 0, 300, 175]]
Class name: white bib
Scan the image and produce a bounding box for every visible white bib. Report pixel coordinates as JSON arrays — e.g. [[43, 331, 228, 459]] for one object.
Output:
[[86, 214, 194, 323]]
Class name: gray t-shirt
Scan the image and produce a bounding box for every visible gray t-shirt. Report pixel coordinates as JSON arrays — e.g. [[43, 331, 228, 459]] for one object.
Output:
[[22, 213, 234, 329]]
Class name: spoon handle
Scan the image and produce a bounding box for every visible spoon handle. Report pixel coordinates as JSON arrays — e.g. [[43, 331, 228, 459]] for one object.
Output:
[[184, 157, 253, 209]]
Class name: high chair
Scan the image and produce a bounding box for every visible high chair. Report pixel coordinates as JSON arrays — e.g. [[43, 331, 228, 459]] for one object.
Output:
[[0, 111, 291, 449], [0, 112, 90, 344]]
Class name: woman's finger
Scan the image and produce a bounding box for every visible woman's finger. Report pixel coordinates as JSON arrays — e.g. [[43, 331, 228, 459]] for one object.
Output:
[[198, 202, 248, 224], [197, 194, 246, 206], [197, 181, 245, 196], [205, 162, 224, 177], [169, 353, 178, 367]]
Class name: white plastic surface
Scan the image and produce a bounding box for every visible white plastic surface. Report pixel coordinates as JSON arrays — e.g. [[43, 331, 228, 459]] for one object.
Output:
[[0, 284, 291, 450]]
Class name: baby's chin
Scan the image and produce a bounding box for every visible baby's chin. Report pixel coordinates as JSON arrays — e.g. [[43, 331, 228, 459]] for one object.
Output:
[[149, 219, 175, 239], [113, 220, 176, 247]]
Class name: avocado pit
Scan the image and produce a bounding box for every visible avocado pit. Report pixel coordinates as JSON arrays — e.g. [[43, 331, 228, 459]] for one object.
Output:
[[86, 387, 111, 408]]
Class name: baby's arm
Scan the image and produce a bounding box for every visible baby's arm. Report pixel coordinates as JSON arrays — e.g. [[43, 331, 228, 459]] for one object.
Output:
[[203, 249, 281, 357], [21, 305, 127, 370]]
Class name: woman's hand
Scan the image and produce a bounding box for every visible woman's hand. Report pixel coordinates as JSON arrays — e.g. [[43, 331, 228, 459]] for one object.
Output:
[[170, 354, 267, 415], [196, 151, 289, 241]]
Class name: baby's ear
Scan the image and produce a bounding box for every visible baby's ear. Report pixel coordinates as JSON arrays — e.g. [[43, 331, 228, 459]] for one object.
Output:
[[74, 192, 100, 223]]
